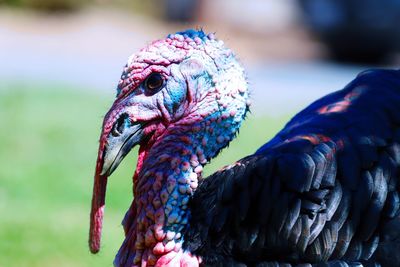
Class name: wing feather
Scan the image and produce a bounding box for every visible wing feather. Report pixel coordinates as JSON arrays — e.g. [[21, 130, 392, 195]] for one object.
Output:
[[183, 69, 400, 266]]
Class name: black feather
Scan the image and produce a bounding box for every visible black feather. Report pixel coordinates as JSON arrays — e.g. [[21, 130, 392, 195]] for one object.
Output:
[[358, 168, 388, 241], [337, 141, 361, 190], [183, 69, 400, 266], [278, 153, 315, 193]]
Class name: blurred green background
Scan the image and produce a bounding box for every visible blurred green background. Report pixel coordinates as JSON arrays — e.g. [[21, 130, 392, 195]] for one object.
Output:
[[1, 0, 399, 266]]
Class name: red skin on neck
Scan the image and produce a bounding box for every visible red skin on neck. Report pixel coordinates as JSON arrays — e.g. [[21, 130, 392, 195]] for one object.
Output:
[[120, 144, 148, 236], [90, 30, 248, 266], [116, 136, 201, 267]]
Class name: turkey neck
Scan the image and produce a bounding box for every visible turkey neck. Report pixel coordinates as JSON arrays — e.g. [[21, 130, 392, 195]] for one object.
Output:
[[115, 120, 220, 266]]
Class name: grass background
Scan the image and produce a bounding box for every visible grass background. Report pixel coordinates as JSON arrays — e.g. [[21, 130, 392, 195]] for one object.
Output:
[[0, 82, 290, 266]]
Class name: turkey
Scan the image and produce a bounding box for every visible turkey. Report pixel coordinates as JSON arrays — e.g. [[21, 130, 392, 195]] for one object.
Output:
[[89, 29, 400, 267]]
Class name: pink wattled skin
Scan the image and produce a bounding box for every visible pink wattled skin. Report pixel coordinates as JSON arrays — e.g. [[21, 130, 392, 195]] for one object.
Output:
[[89, 30, 250, 267]]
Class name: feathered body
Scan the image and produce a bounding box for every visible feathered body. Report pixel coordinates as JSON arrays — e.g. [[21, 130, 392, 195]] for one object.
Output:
[[89, 30, 400, 267], [186, 69, 400, 266]]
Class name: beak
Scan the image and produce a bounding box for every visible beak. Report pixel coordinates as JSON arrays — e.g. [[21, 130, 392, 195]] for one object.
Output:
[[89, 112, 145, 253], [100, 122, 144, 177]]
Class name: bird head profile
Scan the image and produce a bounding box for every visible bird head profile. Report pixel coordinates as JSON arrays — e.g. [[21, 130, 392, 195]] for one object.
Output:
[[89, 29, 250, 264]]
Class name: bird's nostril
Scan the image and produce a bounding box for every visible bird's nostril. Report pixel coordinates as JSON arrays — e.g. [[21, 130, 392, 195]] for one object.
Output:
[[111, 114, 129, 137]]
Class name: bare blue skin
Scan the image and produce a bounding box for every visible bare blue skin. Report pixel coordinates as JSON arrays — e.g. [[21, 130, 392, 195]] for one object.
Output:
[[91, 29, 250, 266]]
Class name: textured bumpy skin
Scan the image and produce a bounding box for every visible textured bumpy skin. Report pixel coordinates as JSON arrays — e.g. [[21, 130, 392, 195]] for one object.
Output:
[[90, 29, 400, 267], [90, 29, 250, 267], [184, 70, 400, 266]]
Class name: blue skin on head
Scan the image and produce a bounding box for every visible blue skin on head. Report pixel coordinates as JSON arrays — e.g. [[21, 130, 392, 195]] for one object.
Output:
[[107, 29, 249, 265], [169, 29, 208, 41]]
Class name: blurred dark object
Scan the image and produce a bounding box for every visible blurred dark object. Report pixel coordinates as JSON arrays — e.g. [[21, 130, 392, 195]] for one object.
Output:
[[163, 0, 199, 22], [298, 0, 400, 63], [1, 0, 87, 12]]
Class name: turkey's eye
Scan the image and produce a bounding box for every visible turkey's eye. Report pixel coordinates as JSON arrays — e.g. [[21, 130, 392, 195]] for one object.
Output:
[[144, 73, 164, 92]]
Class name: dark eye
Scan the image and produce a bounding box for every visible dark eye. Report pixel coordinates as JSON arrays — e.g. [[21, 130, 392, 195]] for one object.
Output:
[[144, 73, 164, 92]]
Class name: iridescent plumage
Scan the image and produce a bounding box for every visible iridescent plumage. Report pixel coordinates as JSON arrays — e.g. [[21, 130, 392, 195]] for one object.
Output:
[[89, 30, 400, 267]]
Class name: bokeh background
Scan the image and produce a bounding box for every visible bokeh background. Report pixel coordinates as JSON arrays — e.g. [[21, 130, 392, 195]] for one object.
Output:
[[1, 0, 399, 266]]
